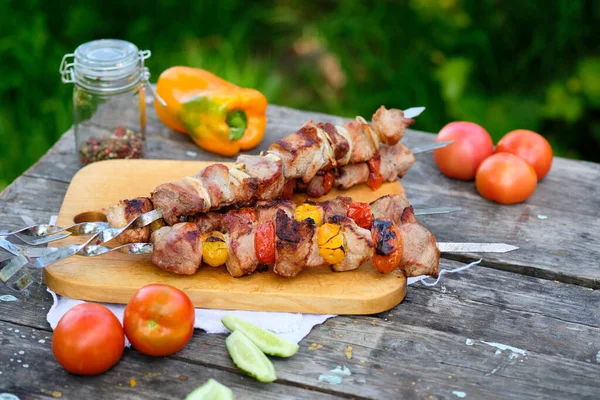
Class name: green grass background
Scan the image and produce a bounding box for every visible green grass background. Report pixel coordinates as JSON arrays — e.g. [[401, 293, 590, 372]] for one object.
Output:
[[1, 0, 598, 191]]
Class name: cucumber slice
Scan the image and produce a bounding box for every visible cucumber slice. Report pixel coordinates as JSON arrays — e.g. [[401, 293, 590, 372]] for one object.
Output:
[[226, 330, 277, 382], [185, 378, 234, 400], [222, 315, 299, 358]]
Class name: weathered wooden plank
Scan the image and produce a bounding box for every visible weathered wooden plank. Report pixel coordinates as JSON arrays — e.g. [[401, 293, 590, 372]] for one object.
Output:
[[412, 261, 600, 328], [412, 186, 600, 288], [1, 260, 599, 399], [0, 320, 344, 400], [0, 176, 68, 213]]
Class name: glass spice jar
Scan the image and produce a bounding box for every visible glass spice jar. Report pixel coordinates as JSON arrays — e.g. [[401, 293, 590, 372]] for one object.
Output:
[[59, 39, 153, 164]]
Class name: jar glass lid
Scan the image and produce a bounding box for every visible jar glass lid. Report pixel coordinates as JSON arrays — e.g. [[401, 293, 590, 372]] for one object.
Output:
[[61, 39, 150, 93], [75, 39, 138, 70]]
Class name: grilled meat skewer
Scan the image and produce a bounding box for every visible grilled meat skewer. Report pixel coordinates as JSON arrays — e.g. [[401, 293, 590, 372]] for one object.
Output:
[[144, 106, 417, 225], [148, 195, 439, 279]]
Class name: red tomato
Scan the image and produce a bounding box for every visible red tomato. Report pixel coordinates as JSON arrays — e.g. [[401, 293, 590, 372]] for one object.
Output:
[[123, 284, 195, 356], [476, 153, 537, 204], [255, 221, 276, 264], [52, 303, 124, 375], [321, 171, 335, 194], [433, 121, 494, 180], [367, 153, 383, 190], [496, 129, 553, 180], [371, 219, 403, 274], [347, 201, 373, 229]]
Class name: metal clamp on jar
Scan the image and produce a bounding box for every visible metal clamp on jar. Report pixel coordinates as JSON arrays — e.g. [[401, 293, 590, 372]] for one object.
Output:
[[59, 39, 159, 164]]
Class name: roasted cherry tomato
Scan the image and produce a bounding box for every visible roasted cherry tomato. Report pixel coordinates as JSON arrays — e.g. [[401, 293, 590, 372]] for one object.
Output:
[[52, 303, 124, 375], [433, 121, 494, 180], [347, 202, 373, 229], [255, 221, 276, 264], [371, 219, 403, 274], [475, 152, 537, 204], [202, 231, 228, 267], [496, 129, 553, 180], [294, 204, 323, 226], [123, 284, 195, 357], [317, 223, 345, 264], [367, 153, 383, 190], [322, 171, 335, 194]]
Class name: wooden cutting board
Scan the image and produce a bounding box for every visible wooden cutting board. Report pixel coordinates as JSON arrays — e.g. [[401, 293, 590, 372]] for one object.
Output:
[[45, 159, 407, 314]]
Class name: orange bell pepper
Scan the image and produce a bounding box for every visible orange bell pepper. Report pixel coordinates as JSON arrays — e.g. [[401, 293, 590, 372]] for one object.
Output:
[[154, 66, 268, 156]]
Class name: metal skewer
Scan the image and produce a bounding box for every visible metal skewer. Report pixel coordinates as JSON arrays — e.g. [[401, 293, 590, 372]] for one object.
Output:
[[411, 141, 454, 154], [0, 221, 109, 245], [0, 205, 461, 259]]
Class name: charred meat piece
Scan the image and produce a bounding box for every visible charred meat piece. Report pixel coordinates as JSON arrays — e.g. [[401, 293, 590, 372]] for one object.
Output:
[[189, 212, 224, 233], [315, 196, 353, 221], [268, 121, 335, 183], [223, 209, 259, 277], [228, 165, 259, 206], [379, 143, 416, 181], [274, 209, 316, 277], [327, 215, 373, 272], [196, 163, 234, 208], [236, 154, 285, 200], [369, 194, 410, 225], [152, 179, 209, 225], [151, 222, 202, 275], [398, 206, 440, 278], [372, 106, 414, 146], [345, 118, 378, 163], [335, 163, 370, 189], [317, 122, 349, 162], [334, 143, 416, 190], [107, 197, 154, 244], [256, 199, 295, 224]]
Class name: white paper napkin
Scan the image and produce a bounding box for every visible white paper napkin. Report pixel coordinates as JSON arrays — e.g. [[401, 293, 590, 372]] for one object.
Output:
[[45, 260, 480, 346]]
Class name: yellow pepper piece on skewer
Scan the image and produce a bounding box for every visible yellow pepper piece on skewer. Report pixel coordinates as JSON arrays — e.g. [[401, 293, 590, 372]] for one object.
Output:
[[318, 223, 345, 265], [294, 204, 323, 226], [202, 231, 229, 267]]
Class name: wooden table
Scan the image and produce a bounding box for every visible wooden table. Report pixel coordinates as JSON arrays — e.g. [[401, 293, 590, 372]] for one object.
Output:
[[1, 105, 599, 399]]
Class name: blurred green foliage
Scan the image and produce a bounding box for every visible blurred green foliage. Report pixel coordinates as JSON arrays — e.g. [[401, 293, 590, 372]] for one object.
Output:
[[1, 0, 598, 191]]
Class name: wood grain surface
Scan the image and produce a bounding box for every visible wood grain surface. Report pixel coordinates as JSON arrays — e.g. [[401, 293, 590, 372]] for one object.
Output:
[[1, 104, 599, 399]]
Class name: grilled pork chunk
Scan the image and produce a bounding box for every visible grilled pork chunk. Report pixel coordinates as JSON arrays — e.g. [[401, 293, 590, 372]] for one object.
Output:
[[345, 119, 378, 163], [256, 200, 295, 224], [335, 163, 370, 189], [398, 206, 440, 278], [223, 210, 259, 277], [327, 215, 374, 272], [268, 121, 336, 183], [316, 196, 353, 221], [274, 209, 316, 277], [151, 222, 202, 275], [236, 154, 285, 200], [152, 180, 208, 225], [372, 106, 414, 146], [107, 197, 154, 244], [379, 143, 416, 181], [197, 164, 234, 208], [189, 212, 224, 233], [369, 195, 410, 225]]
